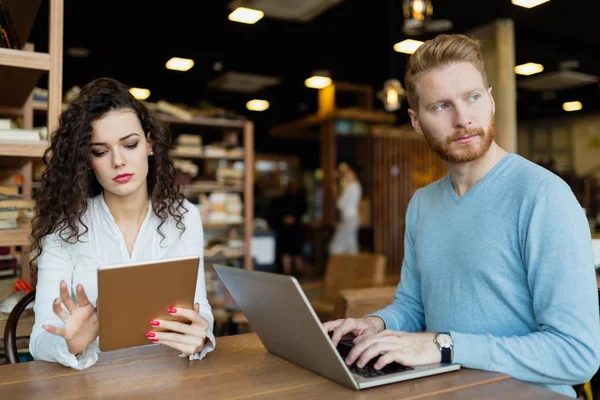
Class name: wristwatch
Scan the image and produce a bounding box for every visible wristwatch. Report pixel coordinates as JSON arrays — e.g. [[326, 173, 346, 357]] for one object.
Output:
[[434, 332, 454, 363]]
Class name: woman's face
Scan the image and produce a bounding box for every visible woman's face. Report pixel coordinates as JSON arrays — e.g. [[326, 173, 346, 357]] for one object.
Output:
[[89, 109, 152, 199]]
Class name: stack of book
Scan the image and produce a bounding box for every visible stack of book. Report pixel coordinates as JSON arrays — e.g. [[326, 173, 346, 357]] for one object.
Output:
[[0, 118, 47, 142], [0, 185, 35, 230], [172, 134, 202, 157]]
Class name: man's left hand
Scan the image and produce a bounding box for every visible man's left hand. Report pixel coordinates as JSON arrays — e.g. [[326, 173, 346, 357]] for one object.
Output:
[[345, 331, 441, 369]]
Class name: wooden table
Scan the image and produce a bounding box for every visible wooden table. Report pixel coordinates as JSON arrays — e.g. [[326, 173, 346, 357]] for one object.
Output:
[[0, 333, 568, 399]]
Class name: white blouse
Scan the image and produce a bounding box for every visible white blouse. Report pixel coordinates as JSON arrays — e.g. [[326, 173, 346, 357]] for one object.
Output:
[[336, 181, 362, 220], [29, 194, 215, 369]]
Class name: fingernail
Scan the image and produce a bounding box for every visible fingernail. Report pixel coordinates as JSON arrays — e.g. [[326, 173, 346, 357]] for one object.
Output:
[[167, 307, 177, 314], [146, 332, 155, 338], [150, 320, 160, 327], [151, 339, 158, 343]]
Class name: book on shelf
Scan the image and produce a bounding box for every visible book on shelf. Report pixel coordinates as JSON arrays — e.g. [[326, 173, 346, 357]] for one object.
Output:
[[172, 145, 203, 157], [0, 119, 17, 130], [156, 100, 194, 121], [0, 207, 17, 230], [0, 185, 19, 196], [0, 192, 35, 229], [0, 127, 47, 142]]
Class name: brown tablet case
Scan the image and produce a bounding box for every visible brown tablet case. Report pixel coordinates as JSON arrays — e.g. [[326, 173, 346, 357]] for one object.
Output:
[[97, 256, 199, 352]]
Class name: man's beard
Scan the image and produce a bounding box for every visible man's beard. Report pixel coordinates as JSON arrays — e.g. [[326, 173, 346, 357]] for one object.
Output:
[[422, 119, 496, 164]]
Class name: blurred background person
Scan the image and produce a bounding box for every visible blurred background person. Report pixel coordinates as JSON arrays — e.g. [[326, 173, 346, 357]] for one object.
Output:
[[329, 161, 362, 254]]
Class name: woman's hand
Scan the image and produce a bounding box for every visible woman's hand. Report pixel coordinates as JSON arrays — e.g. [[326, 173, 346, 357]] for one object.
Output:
[[43, 280, 99, 356], [147, 303, 209, 356]]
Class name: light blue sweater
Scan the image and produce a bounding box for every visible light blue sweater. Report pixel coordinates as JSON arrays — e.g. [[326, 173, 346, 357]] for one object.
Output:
[[372, 153, 600, 398]]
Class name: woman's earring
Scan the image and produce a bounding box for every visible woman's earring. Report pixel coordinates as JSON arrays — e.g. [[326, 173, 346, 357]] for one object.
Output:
[[149, 150, 154, 156]]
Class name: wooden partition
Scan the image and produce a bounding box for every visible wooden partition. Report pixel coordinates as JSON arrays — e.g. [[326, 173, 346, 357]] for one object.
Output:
[[372, 126, 447, 277]]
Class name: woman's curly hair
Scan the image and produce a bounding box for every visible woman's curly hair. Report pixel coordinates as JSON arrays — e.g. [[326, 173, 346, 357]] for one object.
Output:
[[29, 77, 186, 274]]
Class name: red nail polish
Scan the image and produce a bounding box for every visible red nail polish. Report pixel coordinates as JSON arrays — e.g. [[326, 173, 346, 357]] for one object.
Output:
[[150, 320, 160, 327], [151, 339, 158, 343], [168, 307, 177, 314], [146, 332, 155, 338]]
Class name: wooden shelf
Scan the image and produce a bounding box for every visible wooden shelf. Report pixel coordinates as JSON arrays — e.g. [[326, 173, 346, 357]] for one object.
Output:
[[158, 114, 246, 129], [0, 48, 50, 71], [0, 140, 47, 158], [203, 222, 243, 230], [31, 100, 67, 112], [0, 0, 64, 289], [0, 51, 47, 108], [170, 151, 243, 161], [0, 219, 31, 247], [182, 184, 244, 194]]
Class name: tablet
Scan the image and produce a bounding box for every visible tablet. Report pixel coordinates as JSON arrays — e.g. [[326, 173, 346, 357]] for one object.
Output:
[[97, 255, 200, 352]]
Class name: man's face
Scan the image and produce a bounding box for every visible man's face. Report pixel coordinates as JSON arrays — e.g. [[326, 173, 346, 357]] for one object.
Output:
[[408, 62, 496, 164]]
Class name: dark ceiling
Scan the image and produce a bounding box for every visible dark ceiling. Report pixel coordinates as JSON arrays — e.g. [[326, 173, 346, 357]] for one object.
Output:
[[26, 0, 600, 165]]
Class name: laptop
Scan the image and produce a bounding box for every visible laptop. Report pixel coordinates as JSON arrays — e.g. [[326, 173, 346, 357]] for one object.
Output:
[[213, 265, 460, 390]]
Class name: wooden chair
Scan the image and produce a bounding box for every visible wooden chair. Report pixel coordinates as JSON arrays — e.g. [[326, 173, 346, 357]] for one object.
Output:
[[339, 286, 397, 319], [3, 289, 36, 364], [302, 253, 386, 322]]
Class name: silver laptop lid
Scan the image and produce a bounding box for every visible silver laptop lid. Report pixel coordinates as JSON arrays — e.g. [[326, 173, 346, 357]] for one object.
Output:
[[213, 265, 358, 390]]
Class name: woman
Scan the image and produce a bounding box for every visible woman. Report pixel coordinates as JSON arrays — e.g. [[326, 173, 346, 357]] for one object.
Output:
[[28, 77, 214, 370], [329, 161, 362, 254]]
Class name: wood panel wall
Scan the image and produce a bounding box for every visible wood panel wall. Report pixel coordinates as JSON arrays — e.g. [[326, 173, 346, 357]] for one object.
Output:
[[372, 126, 447, 277]]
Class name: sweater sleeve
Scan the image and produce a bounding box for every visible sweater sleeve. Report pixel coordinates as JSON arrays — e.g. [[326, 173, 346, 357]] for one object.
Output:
[[369, 196, 426, 332], [451, 179, 600, 386]]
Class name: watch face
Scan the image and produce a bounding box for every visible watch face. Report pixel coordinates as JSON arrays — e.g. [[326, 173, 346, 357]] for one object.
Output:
[[437, 334, 452, 347]]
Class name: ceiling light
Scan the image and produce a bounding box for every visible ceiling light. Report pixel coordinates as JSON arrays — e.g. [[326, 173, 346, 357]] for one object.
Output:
[[305, 75, 332, 89], [393, 39, 424, 54], [377, 79, 405, 112], [514, 62, 544, 76], [166, 57, 195, 71], [246, 99, 269, 111], [129, 87, 150, 100], [563, 101, 582, 112], [228, 7, 264, 24], [511, 0, 550, 8]]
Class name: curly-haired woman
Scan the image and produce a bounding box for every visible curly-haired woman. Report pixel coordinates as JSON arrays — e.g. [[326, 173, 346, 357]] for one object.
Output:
[[28, 77, 214, 369]]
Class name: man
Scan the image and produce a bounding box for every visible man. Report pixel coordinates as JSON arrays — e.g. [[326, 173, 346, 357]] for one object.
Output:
[[323, 34, 600, 398]]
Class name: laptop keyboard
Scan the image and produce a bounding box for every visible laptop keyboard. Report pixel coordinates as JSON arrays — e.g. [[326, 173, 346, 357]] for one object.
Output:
[[336, 340, 414, 378]]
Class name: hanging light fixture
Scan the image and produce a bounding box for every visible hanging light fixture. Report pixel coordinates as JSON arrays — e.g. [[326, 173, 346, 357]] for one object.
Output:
[[379, 0, 406, 112], [377, 79, 405, 112], [402, 0, 433, 35]]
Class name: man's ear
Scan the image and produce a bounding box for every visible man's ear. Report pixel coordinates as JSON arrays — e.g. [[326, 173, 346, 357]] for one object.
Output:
[[408, 108, 423, 135], [488, 86, 495, 117]]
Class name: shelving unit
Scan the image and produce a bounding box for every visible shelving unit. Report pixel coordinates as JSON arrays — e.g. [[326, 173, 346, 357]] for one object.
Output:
[[157, 113, 255, 271], [0, 0, 64, 284]]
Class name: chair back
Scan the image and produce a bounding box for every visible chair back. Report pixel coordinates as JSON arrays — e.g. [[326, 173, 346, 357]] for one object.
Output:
[[3, 289, 36, 364], [321, 253, 386, 303]]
